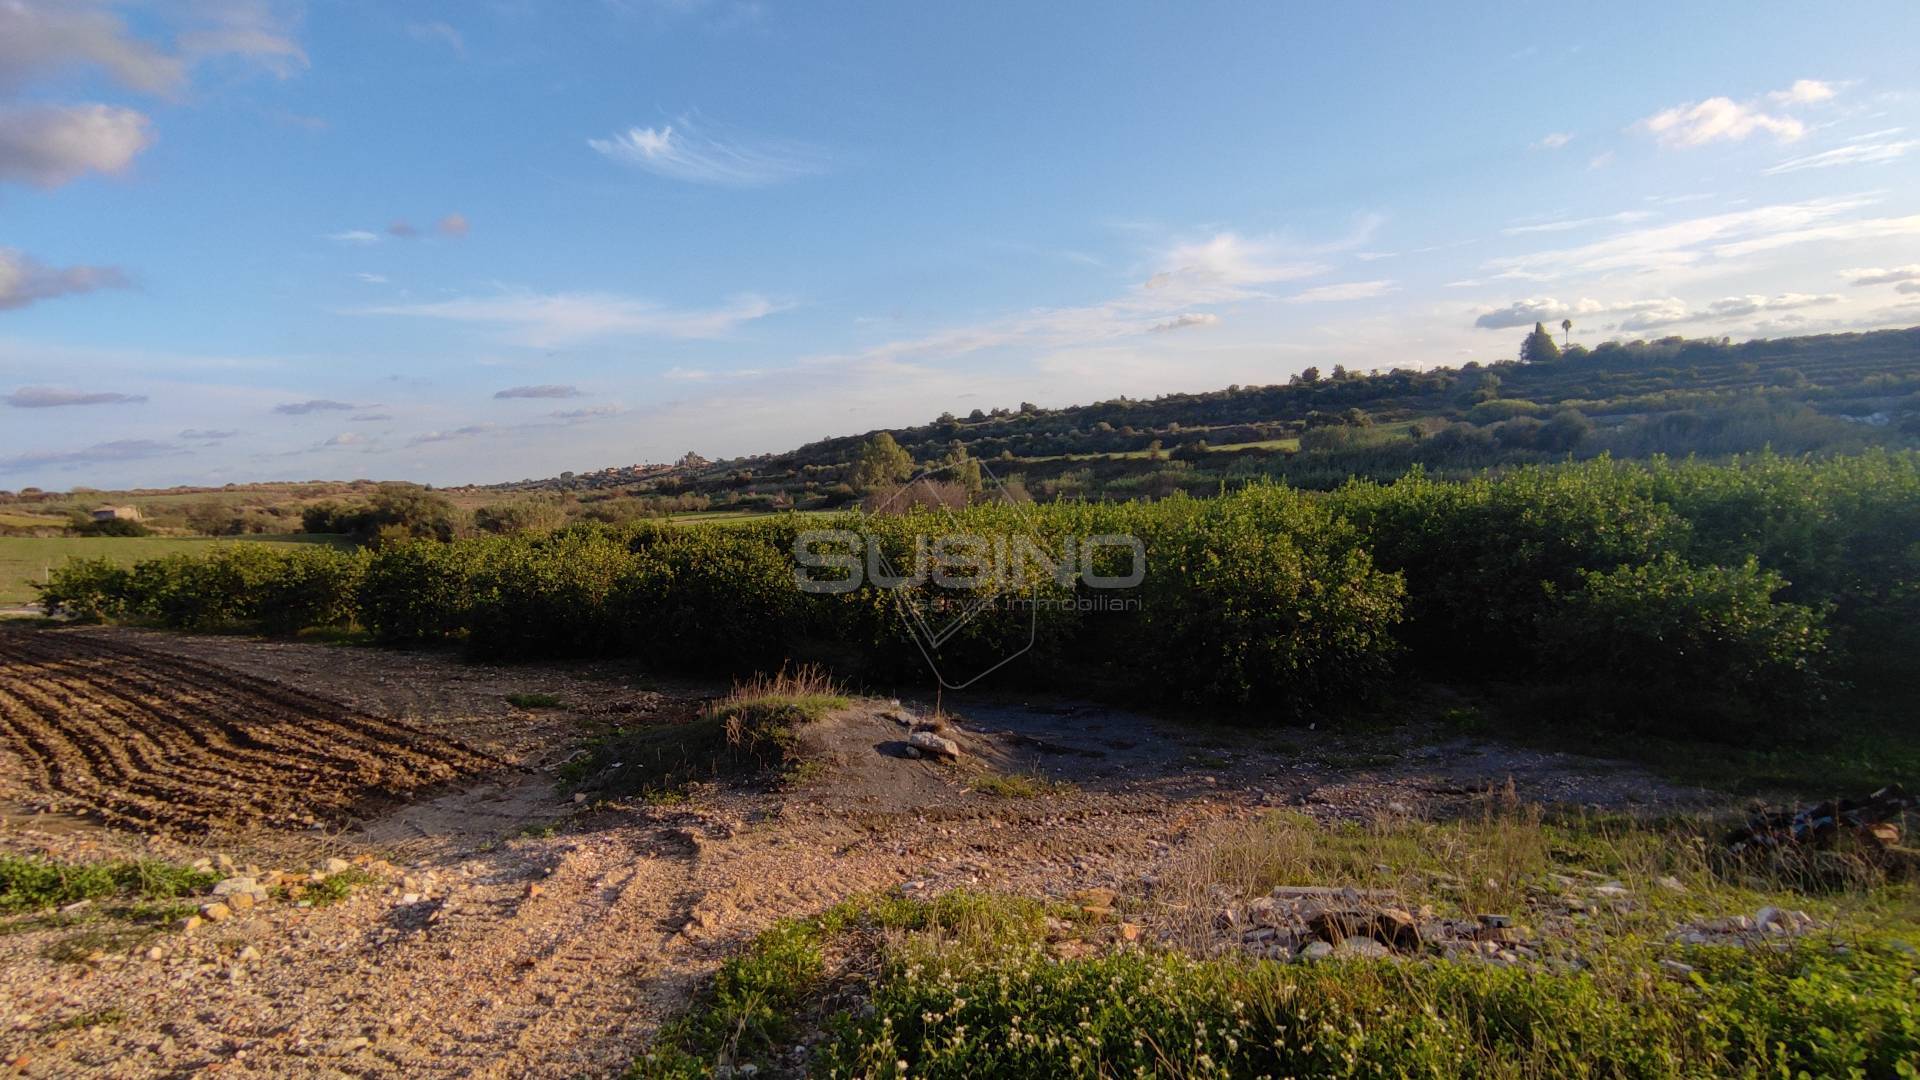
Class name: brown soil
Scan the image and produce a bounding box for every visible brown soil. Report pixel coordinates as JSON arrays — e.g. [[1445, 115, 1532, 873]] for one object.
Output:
[[0, 626, 1710, 1078], [0, 630, 500, 836]]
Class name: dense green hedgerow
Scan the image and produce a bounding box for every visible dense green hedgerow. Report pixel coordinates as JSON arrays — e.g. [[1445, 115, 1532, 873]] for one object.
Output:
[[36, 454, 1916, 727]]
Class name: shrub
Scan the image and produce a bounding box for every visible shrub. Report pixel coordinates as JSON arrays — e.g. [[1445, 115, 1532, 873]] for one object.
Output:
[[35, 557, 131, 621], [1539, 554, 1830, 735]]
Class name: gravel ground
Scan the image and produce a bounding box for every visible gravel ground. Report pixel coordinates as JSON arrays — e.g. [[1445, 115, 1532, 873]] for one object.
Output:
[[0, 627, 1712, 1078]]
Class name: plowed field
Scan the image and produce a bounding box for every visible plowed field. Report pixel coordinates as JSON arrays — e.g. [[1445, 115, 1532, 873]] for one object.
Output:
[[0, 629, 501, 834]]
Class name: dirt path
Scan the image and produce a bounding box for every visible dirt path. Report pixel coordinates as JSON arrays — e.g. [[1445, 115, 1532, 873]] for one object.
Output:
[[0, 627, 1710, 1077]]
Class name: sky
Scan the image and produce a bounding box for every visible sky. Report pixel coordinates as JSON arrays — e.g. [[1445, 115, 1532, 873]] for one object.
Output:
[[3, 1, 1920, 490]]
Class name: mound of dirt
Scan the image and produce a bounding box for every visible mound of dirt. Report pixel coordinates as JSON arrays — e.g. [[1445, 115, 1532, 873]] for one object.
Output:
[[0, 628, 503, 834]]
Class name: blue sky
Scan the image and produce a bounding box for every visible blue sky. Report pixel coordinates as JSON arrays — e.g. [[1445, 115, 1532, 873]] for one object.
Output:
[[4, 1, 1920, 489]]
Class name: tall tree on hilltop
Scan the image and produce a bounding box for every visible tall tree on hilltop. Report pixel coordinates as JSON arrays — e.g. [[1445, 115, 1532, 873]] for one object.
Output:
[[1522, 322, 1562, 364]]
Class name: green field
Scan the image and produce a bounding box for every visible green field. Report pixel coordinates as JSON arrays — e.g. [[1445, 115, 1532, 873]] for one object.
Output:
[[0, 535, 350, 607]]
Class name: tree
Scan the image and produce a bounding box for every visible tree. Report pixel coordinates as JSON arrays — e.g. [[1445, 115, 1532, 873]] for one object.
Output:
[[851, 432, 915, 492], [942, 441, 983, 501], [1521, 322, 1562, 364], [1560, 318, 1573, 348]]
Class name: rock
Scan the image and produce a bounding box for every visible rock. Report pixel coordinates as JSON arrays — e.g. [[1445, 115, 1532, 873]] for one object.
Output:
[[1477, 913, 1512, 929], [200, 902, 232, 922], [907, 730, 961, 761], [1333, 937, 1392, 959], [901, 745, 923, 759], [177, 915, 203, 933], [237, 946, 261, 964], [1299, 941, 1334, 960], [212, 876, 256, 896], [228, 891, 256, 912], [1307, 907, 1419, 952], [1118, 922, 1141, 942], [1270, 885, 1395, 901], [1656, 876, 1687, 893], [399, 893, 421, 905], [328, 1037, 371, 1056], [214, 854, 236, 873], [1659, 959, 1695, 979], [524, 883, 543, 900], [324, 858, 352, 875], [1593, 882, 1630, 898], [146, 947, 165, 961]]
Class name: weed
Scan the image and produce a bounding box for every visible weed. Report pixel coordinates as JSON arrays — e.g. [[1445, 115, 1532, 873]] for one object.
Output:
[[506, 692, 566, 709], [40, 1008, 126, 1033], [303, 868, 378, 907]]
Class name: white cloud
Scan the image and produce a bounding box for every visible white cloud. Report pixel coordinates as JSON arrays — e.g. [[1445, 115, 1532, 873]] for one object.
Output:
[[0, 104, 151, 187], [0, 1, 305, 95], [408, 21, 465, 56], [494, 384, 582, 399], [273, 399, 357, 415], [1534, 132, 1573, 150], [1841, 265, 1920, 286], [354, 272, 388, 284], [1286, 280, 1396, 303], [1473, 296, 1684, 330], [588, 120, 824, 186], [1764, 132, 1919, 174], [360, 291, 783, 347], [1616, 292, 1840, 331], [1901, 282, 1920, 295], [0, 248, 129, 310], [328, 230, 380, 245], [0, 2, 185, 95], [1147, 312, 1219, 333], [3, 385, 146, 407], [1768, 79, 1837, 105], [1638, 80, 1836, 148], [437, 212, 470, 238], [0, 438, 180, 474], [1144, 233, 1328, 301], [1502, 210, 1655, 236], [1484, 195, 1900, 280]]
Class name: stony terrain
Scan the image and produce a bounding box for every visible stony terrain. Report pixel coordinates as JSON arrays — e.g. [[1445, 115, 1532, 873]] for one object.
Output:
[[0, 626, 1711, 1078]]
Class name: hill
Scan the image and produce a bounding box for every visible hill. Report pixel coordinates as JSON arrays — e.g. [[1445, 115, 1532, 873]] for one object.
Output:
[[490, 324, 1920, 511]]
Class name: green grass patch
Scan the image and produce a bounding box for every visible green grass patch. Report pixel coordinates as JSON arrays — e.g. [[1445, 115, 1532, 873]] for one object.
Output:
[[506, 692, 567, 709], [0, 533, 348, 606], [301, 868, 378, 907], [0, 855, 216, 914]]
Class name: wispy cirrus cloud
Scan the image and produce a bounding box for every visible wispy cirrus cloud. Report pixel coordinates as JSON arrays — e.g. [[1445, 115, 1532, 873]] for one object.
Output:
[[587, 118, 825, 186], [1502, 210, 1655, 236], [1764, 130, 1920, 175], [4, 385, 146, 407], [359, 291, 782, 347], [1286, 279, 1396, 303], [0, 248, 129, 309], [1483, 195, 1918, 280]]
